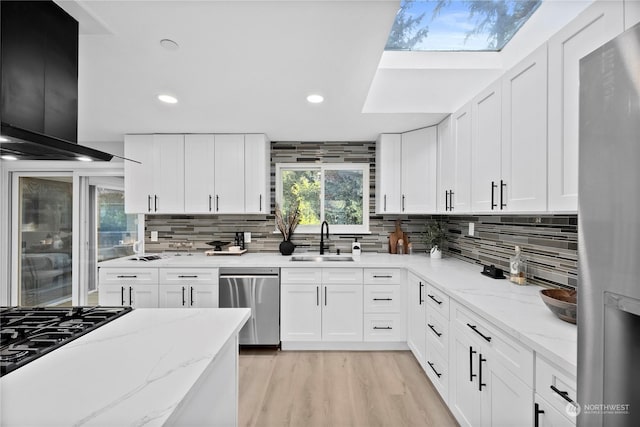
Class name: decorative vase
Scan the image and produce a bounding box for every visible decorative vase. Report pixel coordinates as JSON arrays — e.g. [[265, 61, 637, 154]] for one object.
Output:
[[430, 246, 442, 259], [279, 239, 295, 256]]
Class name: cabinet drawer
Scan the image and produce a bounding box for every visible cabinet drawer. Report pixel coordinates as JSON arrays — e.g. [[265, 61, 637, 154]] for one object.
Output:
[[451, 301, 534, 387], [322, 268, 363, 284], [536, 357, 578, 420], [364, 285, 401, 313], [425, 283, 450, 319], [159, 268, 218, 285], [99, 268, 158, 285], [363, 314, 405, 342], [535, 394, 576, 427], [426, 310, 449, 358], [364, 268, 401, 285], [281, 268, 322, 284], [425, 344, 449, 402]]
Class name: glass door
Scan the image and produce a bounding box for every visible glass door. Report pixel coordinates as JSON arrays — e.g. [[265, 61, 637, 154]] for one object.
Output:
[[17, 176, 73, 306]]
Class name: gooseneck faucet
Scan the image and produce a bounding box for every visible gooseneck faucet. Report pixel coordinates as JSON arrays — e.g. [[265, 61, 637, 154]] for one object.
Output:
[[320, 221, 329, 255]]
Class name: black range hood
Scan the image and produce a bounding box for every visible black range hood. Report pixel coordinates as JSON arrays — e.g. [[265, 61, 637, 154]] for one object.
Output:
[[1, 124, 114, 161]]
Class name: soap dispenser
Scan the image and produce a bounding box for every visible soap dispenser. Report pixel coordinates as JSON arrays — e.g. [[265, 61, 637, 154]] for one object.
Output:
[[351, 238, 361, 257], [509, 246, 527, 285]]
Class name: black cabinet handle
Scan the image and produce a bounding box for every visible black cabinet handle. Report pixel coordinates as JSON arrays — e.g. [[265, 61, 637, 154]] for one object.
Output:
[[316, 286, 319, 306], [121, 286, 125, 306], [148, 195, 152, 212], [373, 275, 393, 278], [178, 275, 198, 278], [129, 286, 133, 305], [427, 361, 442, 378], [117, 275, 137, 278], [449, 190, 454, 211], [209, 195, 212, 212], [479, 353, 487, 391], [259, 194, 262, 211], [373, 326, 392, 330], [467, 323, 492, 342], [491, 181, 497, 209], [534, 403, 545, 427], [402, 194, 405, 211], [428, 323, 442, 337], [428, 294, 443, 305], [550, 385, 577, 406], [324, 286, 327, 306], [216, 195, 219, 212], [445, 190, 449, 211], [154, 195, 158, 212], [384, 194, 387, 212], [500, 180, 507, 209], [190, 287, 194, 306], [469, 346, 477, 382], [182, 286, 186, 306], [373, 298, 393, 301], [419, 282, 424, 305]]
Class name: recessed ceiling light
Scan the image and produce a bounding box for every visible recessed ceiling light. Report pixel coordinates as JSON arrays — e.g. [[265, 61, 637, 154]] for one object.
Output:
[[77, 156, 93, 162], [158, 94, 178, 104], [0, 136, 9, 142], [307, 94, 324, 104], [1, 155, 18, 161], [160, 39, 179, 51]]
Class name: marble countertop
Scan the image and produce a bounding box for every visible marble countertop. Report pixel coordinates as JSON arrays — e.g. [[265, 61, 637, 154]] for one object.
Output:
[[0, 308, 250, 427], [99, 252, 577, 375]]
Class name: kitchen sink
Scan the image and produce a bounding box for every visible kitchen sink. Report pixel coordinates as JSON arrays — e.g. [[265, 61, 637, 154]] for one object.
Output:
[[290, 255, 354, 262]]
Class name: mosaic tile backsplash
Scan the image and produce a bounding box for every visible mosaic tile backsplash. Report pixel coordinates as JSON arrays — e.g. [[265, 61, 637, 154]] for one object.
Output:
[[145, 141, 578, 290]]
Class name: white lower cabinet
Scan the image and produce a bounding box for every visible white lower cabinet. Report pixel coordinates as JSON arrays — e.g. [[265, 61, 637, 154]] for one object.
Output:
[[363, 268, 404, 342], [158, 268, 219, 308], [407, 272, 426, 369], [99, 284, 159, 308], [535, 396, 576, 427], [535, 357, 577, 427], [280, 268, 363, 343]]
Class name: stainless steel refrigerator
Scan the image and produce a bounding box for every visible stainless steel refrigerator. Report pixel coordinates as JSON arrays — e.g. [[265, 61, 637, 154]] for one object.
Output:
[[578, 21, 640, 427]]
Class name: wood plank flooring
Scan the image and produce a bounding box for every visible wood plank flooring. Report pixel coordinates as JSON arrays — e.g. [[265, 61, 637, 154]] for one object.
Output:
[[239, 350, 458, 427]]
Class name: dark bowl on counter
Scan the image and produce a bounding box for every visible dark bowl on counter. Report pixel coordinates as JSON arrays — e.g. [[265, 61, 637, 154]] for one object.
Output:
[[540, 289, 577, 324]]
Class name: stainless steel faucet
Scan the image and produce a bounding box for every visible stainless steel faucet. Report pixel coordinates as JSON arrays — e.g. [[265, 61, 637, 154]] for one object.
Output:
[[320, 221, 329, 255]]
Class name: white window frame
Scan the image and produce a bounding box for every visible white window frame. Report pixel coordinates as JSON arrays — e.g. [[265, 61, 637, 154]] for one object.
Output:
[[275, 163, 370, 234]]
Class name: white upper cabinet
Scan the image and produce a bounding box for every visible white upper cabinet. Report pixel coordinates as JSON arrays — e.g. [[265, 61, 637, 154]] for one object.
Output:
[[214, 134, 245, 214], [124, 134, 184, 214], [625, 0, 640, 29], [184, 134, 216, 213], [471, 80, 502, 212], [376, 129, 437, 214], [244, 134, 270, 214], [437, 116, 454, 213], [402, 127, 438, 213], [501, 44, 548, 212], [375, 134, 402, 214], [548, 1, 624, 211], [453, 103, 472, 213]]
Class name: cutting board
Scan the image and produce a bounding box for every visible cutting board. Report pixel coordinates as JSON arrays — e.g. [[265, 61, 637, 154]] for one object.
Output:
[[389, 220, 409, 254]]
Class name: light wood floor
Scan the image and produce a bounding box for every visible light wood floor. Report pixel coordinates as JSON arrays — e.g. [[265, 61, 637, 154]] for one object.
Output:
[[239, 350, 458, 427]]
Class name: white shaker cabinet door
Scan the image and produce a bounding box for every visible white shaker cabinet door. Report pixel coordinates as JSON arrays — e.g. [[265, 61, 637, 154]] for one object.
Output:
[[153, 134, 185, 214], [407, 273, 426, 370], [189, 284, 218, 308], [401, 127, 438, 214], [99, 285, 128, 307], [453, 103, 472, 213], [184, 134, 216, 213], [501, 44, 548, 212], [438, 115, 454, 213], [321, 284, 363, 342], [129, 285, 159, 308], [471, 81, 502, 213], [548, 1, 623, 211], [244, 134, 270, 214], [375, 134, 402, 214], [124, 134, 155, 213], [449, 327, 483, 427], [482, 362, 533, 427], [159, 285, 188, 308], [280, 284, 322, 341], [214, 134, 245, 214]]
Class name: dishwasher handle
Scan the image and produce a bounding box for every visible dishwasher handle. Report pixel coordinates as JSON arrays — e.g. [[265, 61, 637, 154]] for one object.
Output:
[[220, 274, 279, 280]]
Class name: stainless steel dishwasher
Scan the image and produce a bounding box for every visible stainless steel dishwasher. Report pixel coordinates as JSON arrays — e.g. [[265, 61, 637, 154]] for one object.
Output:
[[219, 267, 280, 346]]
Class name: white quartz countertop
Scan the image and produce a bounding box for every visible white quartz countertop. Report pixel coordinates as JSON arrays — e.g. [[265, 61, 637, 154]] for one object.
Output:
[[0, 308, 250, 427], [99, 252, 577, 375]]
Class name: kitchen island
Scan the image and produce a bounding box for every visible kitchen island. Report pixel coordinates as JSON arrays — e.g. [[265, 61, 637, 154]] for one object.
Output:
[[0, 308, 250, 426]]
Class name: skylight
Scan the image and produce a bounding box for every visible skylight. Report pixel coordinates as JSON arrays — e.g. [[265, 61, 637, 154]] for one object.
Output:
[[385, 0, 542, 52]]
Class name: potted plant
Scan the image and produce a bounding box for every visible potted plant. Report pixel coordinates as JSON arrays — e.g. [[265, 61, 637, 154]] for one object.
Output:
[[423, 221, 446, 259], [275, 200, 300, 255]]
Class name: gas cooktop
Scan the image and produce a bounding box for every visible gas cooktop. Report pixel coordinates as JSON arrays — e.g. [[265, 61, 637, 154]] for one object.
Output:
[[0, 306, 132, 376]]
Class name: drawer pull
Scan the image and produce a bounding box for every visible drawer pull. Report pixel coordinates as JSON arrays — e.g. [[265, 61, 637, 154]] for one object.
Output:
[[428, 323, 442, 337], [121, 286, 125, 306], [428, 294, 443, 305], [178, 275, 198, 278], [467, 323, 492, 342], [373, 298, 392, 301], [469, 346, 477, 382], [182, 287, 186, 306], [479, 353, 487, 391], [190, 287, 194, 306], [550, 385, 577, 406], [427, 361, 442, 378], [373, 275, 393, 278], [117, 275, 137, 278], [373, 326, 392, 330]]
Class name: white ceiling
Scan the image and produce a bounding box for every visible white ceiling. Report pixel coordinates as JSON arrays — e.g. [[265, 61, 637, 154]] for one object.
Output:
[[58, 0, 592, 145]]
